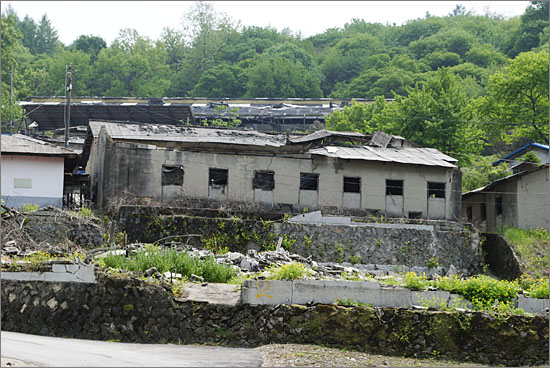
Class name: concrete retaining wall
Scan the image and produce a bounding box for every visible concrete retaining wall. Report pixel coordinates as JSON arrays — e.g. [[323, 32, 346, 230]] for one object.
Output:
[[1, 276, 548, 366], [1, 264, 96, 283], [242, 279, 549, 314], [117, 206, 483, 275]]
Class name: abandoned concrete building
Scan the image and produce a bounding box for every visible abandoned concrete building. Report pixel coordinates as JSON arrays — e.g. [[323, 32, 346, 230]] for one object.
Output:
[[462, 163, 550, 232], [82, 121, 461, 220]]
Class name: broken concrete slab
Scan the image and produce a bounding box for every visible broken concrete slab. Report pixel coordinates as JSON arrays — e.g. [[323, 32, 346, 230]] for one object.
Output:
[[517, 294, 550, 314], [241, 280, 293, 305], [1, 264, 95, 283]]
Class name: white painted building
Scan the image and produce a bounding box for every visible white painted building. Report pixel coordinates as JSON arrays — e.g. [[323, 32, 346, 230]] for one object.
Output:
[[1, 134, 77, 208], [83, 121, 462, 220]]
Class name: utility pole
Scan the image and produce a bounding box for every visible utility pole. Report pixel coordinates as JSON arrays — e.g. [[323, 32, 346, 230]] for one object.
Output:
[[10, 67, 14, 132], [64, 64, 72, 147]]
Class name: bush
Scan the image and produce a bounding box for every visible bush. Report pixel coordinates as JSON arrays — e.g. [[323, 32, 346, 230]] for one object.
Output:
[[403, 272, 427, 291], [526, 278, 549, 299], [266, 262, 313, 280], [98, 245, 235, 283], [433, 275, 520, 310]]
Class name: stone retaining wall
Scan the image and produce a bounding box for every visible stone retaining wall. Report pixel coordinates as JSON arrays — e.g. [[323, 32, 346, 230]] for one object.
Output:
[[117, 206, 483, 275], [1, 276, 548, 366]]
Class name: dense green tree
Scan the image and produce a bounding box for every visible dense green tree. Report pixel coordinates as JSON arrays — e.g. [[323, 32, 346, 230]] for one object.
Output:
[[245, 56, 322, 98], [378, 68, 484, 161], [508, 1, 548, 56], [472, 51, 549, 144], [92, 29, 170, 96], [34, 14, 60, 55], [15, 15, 37, 53], [461, 155, 510, 192], [1, 14, 25, 130], [190, 63, 244, 97], [421, 51, 462, 70], [70, 35, 106, 62], [465, 45, 508, 67]]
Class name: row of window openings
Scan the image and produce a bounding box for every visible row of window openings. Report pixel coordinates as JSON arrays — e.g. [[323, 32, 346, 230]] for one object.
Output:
[[162, 166, 446, 197]]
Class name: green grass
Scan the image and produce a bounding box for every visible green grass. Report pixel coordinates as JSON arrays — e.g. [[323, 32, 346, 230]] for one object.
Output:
[[499, 226, 549, 277], [265, 262, 314, 280], [97, 245, 236, 283]]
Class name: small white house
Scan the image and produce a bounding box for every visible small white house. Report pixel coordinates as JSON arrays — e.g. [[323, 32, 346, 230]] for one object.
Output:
[[1, 134, 77, 208]]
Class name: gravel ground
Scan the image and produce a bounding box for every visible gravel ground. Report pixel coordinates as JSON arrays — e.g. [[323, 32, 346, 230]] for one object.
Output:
[[254, 344, 485, 367]]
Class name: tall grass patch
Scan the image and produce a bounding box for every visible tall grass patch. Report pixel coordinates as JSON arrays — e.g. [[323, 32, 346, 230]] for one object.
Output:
[[98, 245, 235, 283], [500, 226, 549, 277]]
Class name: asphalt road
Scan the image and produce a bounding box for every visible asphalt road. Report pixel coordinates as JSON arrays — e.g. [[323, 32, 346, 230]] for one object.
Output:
[[1, 331, 263, 367]]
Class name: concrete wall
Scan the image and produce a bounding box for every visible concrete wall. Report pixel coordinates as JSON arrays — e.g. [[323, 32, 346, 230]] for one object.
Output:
[[1, 264, 95, 283], [242, 279, 550, 314], [87, 133, 461, 220], [516, 167, 550, 230], [462, 167, 549, 231], [1, 154, 64, 208]]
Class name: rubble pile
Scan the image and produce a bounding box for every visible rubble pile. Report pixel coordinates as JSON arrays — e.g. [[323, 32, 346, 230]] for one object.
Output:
[[1, 206, 105, 258], [95, 241, 456, 284]]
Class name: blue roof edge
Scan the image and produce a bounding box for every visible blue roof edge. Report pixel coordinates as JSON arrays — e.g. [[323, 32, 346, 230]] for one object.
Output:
[[492, 142, 549, 166]]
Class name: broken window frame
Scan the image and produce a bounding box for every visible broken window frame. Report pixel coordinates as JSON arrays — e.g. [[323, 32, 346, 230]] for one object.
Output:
[[161, 165, 184, 186], [427, 182, 445, 199], [343, 177, 361, 193], [300, 173, 319, 191], [252, 170, 275, 191], [386, 179, 403, 196], [209, 168, 228, 187]]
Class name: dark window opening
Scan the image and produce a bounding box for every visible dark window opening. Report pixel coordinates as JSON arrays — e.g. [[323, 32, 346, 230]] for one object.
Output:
[[162, 165, 184, 186], [300, 173, 319, 191], [495, 197, 503, 215], [343, 177, 361, 193], [253, 171, 275, 191], [467, 206, 473, 222], [209, 168, 228, 186], [428, 182, 445, 198], [386, 179, 403, 196], [480, 203, 487, 220], [409, 211, 422, 219]]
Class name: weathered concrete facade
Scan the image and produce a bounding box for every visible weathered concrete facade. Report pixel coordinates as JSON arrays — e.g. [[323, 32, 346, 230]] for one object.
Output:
[[462, 165, 549, 231], [85, 122, 461, 220]]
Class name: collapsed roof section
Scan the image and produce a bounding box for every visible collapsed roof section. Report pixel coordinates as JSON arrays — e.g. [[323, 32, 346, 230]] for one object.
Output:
[[85, 121, 457, 169]]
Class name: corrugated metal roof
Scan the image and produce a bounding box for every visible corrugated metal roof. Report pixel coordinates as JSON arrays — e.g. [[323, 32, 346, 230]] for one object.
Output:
[[1, 134, 77, 156], [290, 130, 366, 143], [88, 121, 288, 148], [308, 146, 457, 168]]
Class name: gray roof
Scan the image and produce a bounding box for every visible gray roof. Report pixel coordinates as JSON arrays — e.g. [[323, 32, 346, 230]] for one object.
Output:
[[1, 134, 77, 156], [88, 121, 458, 168], [88, 121, 288, 148], [308, 146, 457, 168], [290, 130, 366, 143]]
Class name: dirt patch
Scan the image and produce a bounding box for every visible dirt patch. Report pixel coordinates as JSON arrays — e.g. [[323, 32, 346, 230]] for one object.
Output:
[[254, 344, 484, 367]]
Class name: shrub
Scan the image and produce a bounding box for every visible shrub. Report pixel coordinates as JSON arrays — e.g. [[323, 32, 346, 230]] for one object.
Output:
[[266, 262, 313, 280], [526, 278, 549, 299], [403, 272, 427, 291]]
